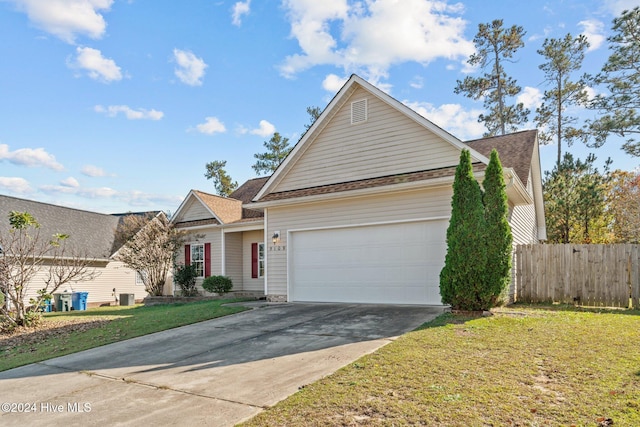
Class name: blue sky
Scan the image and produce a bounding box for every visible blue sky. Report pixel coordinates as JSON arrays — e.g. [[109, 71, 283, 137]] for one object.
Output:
[[1, 0, 639, 214]]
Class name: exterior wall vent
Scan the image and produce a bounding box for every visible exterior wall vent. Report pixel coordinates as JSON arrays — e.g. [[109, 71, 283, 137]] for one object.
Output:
[[351, 98, 368, 124]]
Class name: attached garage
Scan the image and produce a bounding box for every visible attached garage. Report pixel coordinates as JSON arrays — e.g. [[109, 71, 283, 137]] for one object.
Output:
[[288, 219, 447, 305]]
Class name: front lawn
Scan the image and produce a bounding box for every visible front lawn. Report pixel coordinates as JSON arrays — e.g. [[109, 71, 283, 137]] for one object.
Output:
[[242, 305, 640, 426], [0, 299, 249, 372]]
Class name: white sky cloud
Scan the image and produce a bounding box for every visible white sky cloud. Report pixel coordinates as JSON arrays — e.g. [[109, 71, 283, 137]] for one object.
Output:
[[81, 164, 108, 177], [231, 1, 251, 26], [0, 176, 33, 193], [60, 176, 80, 188], [173, 49, 207, 86], [579, 19, 605, 51], [7, 0, 113, 44], [0, 143, 64, 170], [94, 105, 164, 120], [322, 74, 348, 92], [603, 0, 640, 16], [70, 46, 122, 82], [280, 0, 474, 85], [517, 86, 543, 111], [40, 184, 118, 198], [404, 100, 485, 140], [409, 76, 424, 89], [250, 120, 276, 137], [195, 117, 226, 135]]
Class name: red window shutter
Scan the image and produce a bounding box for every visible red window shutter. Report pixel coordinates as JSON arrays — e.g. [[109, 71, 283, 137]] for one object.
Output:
[[204, 243, 211, 277], [251, 243, 258, 279], [184, 244, 191, 265]]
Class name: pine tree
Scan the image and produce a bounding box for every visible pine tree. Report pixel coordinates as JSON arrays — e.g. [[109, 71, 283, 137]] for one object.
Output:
[[252, 132, 292, 175], [204, 160, 238, 196], [535, 34, 590, 167], [440, 150, 487, 310], [454, 20, 529, 136], [482, 150, 513, 304], [588, 7, 640, 157]]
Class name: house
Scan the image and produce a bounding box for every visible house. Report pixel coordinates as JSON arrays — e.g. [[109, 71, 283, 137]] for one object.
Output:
[[171, 74, 546, 305], [0, 195, 154, 308]]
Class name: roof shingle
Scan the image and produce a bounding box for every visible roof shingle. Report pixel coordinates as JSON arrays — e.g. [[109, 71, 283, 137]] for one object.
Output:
[[0, 194, 121, 259], [465, 129, 537, 186]]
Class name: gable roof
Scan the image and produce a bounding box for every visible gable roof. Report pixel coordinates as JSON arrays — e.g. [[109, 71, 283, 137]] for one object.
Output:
[[0, 194, 121, 260], [254, 74, 491, 202], [172, 180, 269, 228], [466, 129, 538, 187], [191, 190, 243, 224]]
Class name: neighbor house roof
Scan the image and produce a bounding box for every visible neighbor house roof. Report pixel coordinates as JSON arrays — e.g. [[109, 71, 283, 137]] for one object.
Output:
[[0, 194, 121, 260], [465, 129, 537, 187]]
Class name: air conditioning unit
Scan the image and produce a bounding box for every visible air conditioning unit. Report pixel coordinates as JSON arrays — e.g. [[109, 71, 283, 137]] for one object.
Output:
[[120, 293, 135, 306]]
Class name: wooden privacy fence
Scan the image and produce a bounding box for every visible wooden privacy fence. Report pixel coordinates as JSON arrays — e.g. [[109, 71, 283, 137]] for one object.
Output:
[[515, 244, 640, 309]]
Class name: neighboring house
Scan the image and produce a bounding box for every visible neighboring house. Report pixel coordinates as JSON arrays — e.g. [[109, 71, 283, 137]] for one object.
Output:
[[172, 74, 546, 305], [0, 195, 153, 308]]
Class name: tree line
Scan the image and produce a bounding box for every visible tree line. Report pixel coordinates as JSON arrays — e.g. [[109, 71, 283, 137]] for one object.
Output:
[[205, 9, 640, 243]]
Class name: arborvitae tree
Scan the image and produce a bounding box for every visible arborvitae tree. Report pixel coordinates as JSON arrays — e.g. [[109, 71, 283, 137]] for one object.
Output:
[[454, 19, 529, 136], [482, 149, 513, 304], [535, 34, 590, 167], [252, 132, 292, 175], [440, 150, 487, 310], [204, 160, 238, 196]]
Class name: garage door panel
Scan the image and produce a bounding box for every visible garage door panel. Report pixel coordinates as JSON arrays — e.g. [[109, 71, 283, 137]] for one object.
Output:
[[289, 221, 446, 305]]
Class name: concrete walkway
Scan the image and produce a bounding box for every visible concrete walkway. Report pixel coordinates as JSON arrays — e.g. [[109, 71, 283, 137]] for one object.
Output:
[[0, 302, 444, 426]]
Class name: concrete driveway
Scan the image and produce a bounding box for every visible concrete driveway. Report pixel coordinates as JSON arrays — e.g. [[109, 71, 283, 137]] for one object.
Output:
[[0, 302, 444, 427]]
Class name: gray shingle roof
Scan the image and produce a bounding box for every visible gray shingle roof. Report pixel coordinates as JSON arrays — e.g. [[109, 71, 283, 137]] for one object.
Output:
[[0, 195, 121, 259]]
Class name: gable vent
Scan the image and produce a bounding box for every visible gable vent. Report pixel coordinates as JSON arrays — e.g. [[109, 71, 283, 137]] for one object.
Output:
[[351, 98, 368, 124]]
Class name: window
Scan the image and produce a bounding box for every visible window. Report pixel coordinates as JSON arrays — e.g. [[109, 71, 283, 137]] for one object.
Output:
[[135, 270, 146, 285], [252, 242, 265, 279], [258, 243, 265, 278], [191, 244, 204, 277]]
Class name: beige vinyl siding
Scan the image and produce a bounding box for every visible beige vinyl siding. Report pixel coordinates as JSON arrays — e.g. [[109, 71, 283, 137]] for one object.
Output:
[[273, 87, 463, 193], [265, 186, 453, 297], [17, 261, 148, 308], [177, 198, 213, 222], [177, 228, 223, 294], [224, 232, 243, 289], [242, 230, 265, 292], [509, 176, 539, 246]]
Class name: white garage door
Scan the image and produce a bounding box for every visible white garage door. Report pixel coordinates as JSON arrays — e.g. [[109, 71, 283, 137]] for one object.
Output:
[[289, 220, 447, 305]]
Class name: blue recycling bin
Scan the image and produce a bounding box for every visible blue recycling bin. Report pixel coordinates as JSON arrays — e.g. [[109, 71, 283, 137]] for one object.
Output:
[[43, 298, 52, 313], [71, 292, 88, 311]]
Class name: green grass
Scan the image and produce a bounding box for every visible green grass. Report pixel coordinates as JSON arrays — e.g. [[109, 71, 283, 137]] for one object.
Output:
[[242, 305, 640, 427], [0, 299, 249, 372]]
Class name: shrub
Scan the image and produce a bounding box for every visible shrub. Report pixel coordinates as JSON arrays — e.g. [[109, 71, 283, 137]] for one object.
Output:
[[173, 264, 199, 297], [440, 149, 488, 311], [202, 275, 233, 296], [482, 149, 513, 306]]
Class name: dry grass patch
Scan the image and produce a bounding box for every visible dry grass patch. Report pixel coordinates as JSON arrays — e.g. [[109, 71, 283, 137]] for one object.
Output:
[[242, 306, 640, 427]]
